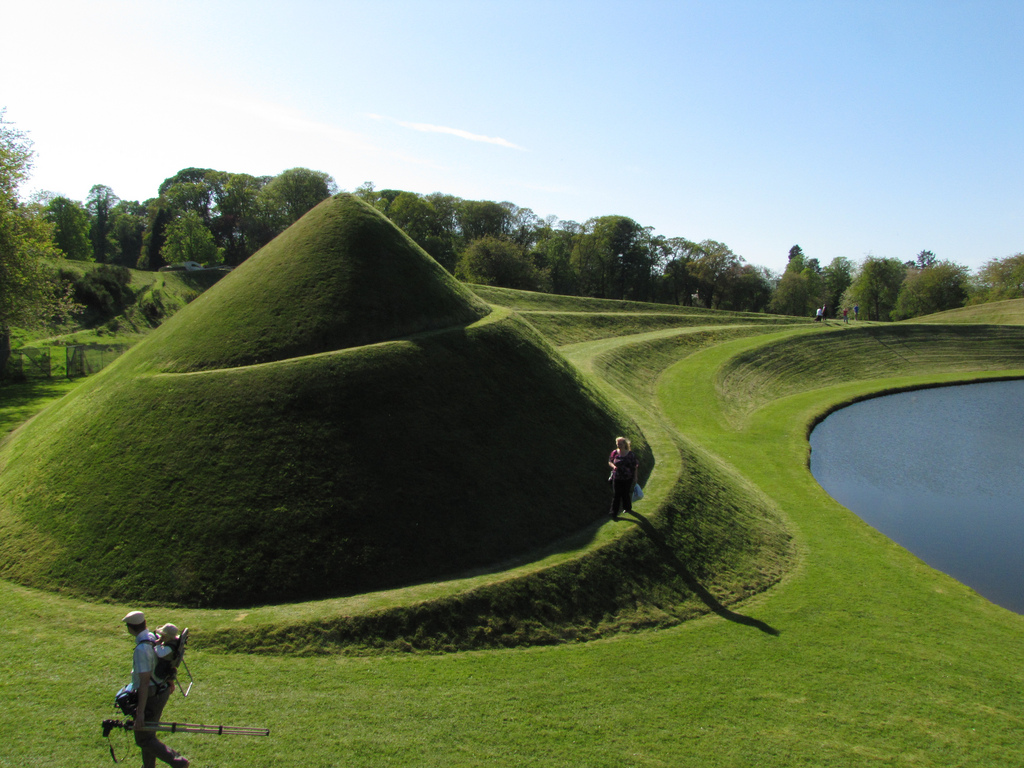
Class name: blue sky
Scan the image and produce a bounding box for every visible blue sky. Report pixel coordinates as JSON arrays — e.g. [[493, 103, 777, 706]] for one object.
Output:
[[4, 0, 1021, 274]]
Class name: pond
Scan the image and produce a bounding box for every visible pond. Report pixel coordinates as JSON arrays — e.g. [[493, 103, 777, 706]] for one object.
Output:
[[809, 379, 1024, 614]]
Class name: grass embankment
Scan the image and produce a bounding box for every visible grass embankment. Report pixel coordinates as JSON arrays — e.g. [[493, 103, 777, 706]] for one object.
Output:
[[4, 283, 1024, 764], [4, 314, 1024, 766], [472, 284, 811, 345], [907, 297, 1024, 325]]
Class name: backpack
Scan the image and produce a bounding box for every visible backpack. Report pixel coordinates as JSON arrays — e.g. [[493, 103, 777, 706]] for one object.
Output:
[[114, 628, 193, 715], [154, 628, 188, 683]]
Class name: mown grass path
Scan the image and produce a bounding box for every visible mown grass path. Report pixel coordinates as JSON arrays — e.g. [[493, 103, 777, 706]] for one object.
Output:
[[3, 318, 1024, 767]]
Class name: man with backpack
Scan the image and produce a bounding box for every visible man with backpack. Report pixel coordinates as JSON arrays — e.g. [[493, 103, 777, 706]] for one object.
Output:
[[122, 611, 190, 768]]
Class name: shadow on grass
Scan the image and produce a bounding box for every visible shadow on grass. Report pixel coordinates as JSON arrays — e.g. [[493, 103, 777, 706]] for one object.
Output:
[[621, 510, 781, 636]]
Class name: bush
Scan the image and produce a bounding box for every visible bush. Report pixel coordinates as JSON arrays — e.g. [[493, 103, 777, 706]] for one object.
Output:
[[66, 264, 134, 320]]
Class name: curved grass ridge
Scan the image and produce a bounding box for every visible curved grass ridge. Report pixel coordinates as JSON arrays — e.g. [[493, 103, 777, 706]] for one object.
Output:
[[200, 315, 1024, 653], [202, 433, 792, 654], [5, 271, 1024, 653], [717, 324, 1024, 423]]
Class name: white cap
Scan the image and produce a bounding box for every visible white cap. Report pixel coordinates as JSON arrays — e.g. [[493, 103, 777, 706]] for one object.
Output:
[[122, 610, 145, 626]]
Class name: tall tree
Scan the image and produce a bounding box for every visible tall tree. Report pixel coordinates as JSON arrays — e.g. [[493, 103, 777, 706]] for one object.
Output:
[[788, 244, 805, 270], [214, 172, 270, 264], [915, 249, 937, 269], [455, 199, 514, 243], [85, 184, 120, 262], [108, 199, 147, 267], [822, 257, 855, 314], [530, 224, 573, 295], [455, 236, 541, 290], [891, 260, 970, 319], [0, 110, 73, 376], [971, 253, 1024, 303], [769, 269, 811, 316], [660, 238, 700, 306], [693, 240, 742, 309], [44, 196, 93, 261], [845, 256, 907, 321], [161, 210, 222, 266], [260, 167, 337, 228]]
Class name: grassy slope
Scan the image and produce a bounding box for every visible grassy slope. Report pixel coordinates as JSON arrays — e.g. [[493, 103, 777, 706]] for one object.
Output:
[[23, 261, 225, 347], [1, 196, 650, 608], [909, 297, 1024, 325], [654, 329, 1024, 766], [3, 290, 1024, 765]]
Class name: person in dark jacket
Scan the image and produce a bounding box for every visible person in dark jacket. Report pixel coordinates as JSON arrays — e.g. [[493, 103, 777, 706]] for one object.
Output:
[[607, 436, 639, 519]]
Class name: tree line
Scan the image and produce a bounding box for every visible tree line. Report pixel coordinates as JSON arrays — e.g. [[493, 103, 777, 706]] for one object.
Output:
[[31, 169, 1024, 322], [4, 106, 1024, 370]]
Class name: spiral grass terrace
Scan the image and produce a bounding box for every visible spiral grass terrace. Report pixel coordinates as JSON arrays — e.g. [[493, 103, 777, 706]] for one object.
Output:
[[2, 277, 1024, 764]]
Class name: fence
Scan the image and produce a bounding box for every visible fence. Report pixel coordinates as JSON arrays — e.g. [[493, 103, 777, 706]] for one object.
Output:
[[4, 344, 130, 381]]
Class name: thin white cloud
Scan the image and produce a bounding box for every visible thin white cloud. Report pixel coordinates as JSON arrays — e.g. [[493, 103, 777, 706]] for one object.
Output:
[[367, 114, 526, 151]]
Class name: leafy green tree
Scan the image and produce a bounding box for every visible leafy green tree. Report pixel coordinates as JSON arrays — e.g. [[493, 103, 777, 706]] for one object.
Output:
[[532, 221, 580, 296], [787, 244, 805, 271], [596, 215, 649, 301], [0, 110, 75, 376], [384, 191, 462, 272], [769, 269, 811, 316], [422, 193, 462, 272], [970, 253, 1024, 303], [659, 237, 700, 306], [161, 210, 222, 266], [801, 260, 826, 314], [158, 167, 218, 220], [455, 236, 541, 290], [214, 172, 271, 264], [502, 202, 542, 248], [891, 260, 970, 319], [44, 196, 93, 261], [822, 257, 854, 315], [456, 199, 513, 243], [260, 167, 337, 228], [108, 199, 147, 267], [720, 264, 773, 312], [915, 249, 937, 269], [85, 184, 120, 262], [693, 240, 742, 309], [845, 256, 907, 321], [139, 200, 172, 270]]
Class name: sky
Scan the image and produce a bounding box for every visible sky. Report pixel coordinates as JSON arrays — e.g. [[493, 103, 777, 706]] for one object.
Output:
[[3, 0, 1022, 275]]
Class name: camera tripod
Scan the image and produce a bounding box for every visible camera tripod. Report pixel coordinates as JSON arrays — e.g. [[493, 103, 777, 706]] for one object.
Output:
[[102, 718, 270, 737]]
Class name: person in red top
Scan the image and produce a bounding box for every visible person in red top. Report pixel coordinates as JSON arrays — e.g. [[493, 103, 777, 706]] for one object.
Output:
[[607, 436, 639, 520]]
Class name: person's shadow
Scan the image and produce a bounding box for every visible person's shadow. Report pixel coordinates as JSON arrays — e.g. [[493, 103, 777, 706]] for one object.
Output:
[[620, 510, 781, 636]]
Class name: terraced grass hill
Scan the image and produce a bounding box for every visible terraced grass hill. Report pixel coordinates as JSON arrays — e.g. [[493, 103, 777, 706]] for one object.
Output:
[[0, 194, 646, 608], [472, 284, 810, 345]]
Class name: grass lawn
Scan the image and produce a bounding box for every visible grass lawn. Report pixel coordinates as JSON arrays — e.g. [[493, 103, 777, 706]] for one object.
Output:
[[2, 302, 1024, 766]]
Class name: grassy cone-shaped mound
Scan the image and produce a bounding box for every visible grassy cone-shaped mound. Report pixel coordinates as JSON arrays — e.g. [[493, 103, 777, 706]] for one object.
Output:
[[0, 196, 645, 607], [136, 193, 491, 371]]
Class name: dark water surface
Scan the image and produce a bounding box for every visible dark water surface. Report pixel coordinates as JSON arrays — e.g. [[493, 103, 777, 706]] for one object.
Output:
[[809, 380, 1024, 613]]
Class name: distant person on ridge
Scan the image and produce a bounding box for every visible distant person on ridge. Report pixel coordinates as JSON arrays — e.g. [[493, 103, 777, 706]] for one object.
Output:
[[843, 307, 849, 324], [854, 304, 860, 320], [815, 307, 823, 322], [608, 436, 639, 520]]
